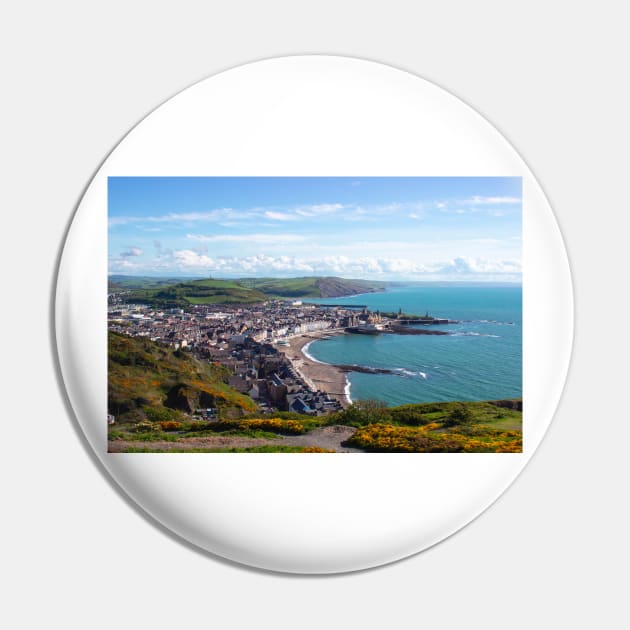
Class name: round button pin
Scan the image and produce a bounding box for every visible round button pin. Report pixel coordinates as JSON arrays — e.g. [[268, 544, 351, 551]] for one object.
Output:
[[56, 56, 573, 573]]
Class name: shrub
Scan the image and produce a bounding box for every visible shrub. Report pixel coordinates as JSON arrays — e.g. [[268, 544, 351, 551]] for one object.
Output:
[[159, 420, 183, 431], [389, 406, 427, 426], [145, 406, 182, 423], [443, 403, 474, 427], [347, 423, 521, 453], [301, 446, 334, 453], [335, 399, 392, 426], [130, 420, 161, 433]]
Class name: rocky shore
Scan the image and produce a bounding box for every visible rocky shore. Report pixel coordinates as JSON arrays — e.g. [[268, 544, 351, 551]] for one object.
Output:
[[334, 364, 393, 374], [385, 325, 449, 335]]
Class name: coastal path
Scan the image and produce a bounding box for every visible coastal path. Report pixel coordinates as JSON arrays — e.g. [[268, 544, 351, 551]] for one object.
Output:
[[109, 425, 364, 453]]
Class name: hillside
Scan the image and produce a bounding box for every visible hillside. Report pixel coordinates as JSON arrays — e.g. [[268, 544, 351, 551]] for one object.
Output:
[[113, 276, 387, 306], [108, 331, 257, 423], [237, 276, 387, 298], [108, 396, 522, 453], [119, 279, 269, 307], [108, 275, 199, 290]]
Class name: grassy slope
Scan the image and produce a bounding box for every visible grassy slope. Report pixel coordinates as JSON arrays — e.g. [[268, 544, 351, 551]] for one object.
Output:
[[108, 332, 257, 422], [108, 275, 198, 290], [237, 277, 322, 297], [108, 395, 522, 453], [123, 280, 268, 307], [238, 276, 387, 298], [341, 400, 522, 453]]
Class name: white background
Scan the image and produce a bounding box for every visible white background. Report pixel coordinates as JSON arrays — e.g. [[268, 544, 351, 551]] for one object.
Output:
[[1, 1, 627, 628]]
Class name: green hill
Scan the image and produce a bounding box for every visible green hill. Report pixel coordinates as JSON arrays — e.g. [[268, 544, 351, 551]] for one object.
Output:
[[108, 275, 198, 290], [119, 279, 268, 307], [113, 276, 387, 306], [108, 331, 257, 423], [238, 276, 386, 298]]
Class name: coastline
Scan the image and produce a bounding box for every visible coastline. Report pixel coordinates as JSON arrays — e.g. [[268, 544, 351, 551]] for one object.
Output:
[[275, 329, 351, 408]]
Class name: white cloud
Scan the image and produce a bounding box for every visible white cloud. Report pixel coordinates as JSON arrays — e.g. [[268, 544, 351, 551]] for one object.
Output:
[[433, 256, 521, 275], [120, 247, 143, 257], [109, 201, 408, 228], [466, 196, 521, 205], [295, 203, 345, 217], [186, 233, 306, 244], [109, 208, 255, 227], [171, 250, 216, 268], [109, 258, 139, 270], [263, 211, 299, 221], [109, 250, 521, 281]]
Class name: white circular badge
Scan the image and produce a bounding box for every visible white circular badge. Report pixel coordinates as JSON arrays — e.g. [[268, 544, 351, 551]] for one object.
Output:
[[56, 56, 573, 574]]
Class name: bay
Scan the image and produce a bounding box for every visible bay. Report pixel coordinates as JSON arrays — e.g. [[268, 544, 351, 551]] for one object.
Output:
[[306, 283, 522, 406]]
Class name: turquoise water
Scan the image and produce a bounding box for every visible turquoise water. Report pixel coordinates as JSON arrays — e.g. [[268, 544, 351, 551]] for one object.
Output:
[[307, 284, 522, 406]]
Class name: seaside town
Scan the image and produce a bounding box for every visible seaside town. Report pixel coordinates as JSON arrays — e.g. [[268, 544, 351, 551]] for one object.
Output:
[[109, 294, 362, 417], [108, 291, 454, 419]]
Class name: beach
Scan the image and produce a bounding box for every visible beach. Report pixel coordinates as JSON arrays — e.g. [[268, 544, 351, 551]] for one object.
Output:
[[275, 330, 351, 408]]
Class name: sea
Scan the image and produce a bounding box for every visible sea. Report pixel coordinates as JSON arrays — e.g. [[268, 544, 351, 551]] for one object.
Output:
[[305, 283, 522, 407]]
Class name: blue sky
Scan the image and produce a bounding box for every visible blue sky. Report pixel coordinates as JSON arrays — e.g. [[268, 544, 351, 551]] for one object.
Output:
[[108, 177, 522, 281]]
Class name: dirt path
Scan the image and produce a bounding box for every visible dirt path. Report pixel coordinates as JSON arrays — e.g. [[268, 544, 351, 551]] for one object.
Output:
[[108, 435, 279, 452], [282, 425, 363, 452], [109, 425, 363, 453]]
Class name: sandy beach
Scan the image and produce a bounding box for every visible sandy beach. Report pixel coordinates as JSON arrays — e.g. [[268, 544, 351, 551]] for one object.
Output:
[[275, 330, 351, 408]]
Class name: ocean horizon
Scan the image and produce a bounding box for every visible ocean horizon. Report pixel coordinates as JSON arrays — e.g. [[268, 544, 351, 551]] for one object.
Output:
[[306, 283, 522, 406]]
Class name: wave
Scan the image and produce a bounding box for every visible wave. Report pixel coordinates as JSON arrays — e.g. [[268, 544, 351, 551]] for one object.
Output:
[[393, 367, 428, 379], [301, 341, 327, 364], [470, 319, 515, 325], [344, 379, 352, 404], [302, 340, 353, 405], [451, 332, 500, 338]]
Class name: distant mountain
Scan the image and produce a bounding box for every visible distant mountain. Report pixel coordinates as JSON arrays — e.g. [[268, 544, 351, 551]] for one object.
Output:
[[111, 276, 387, 306]]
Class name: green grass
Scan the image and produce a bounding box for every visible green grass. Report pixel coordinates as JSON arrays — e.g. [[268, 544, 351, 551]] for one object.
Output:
[[184, 292, 262, 305], [108, 275, 198, 290], [238, 277, 322, 297], [330, 399, 522, 430], [184, 279, 243, 289], [238, 276, 387, 298], [180, 429, 282, 439], [109, 428, 282, 441], [119, 445, 321, 453], [337, 399, 523, 453]]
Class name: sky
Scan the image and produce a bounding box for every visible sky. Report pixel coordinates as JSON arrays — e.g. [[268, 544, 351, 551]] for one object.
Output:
[[108, 176, 522, 281]]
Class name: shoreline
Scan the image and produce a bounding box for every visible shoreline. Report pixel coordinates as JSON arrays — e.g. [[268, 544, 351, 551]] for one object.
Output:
[[275, 329, 352, 408]]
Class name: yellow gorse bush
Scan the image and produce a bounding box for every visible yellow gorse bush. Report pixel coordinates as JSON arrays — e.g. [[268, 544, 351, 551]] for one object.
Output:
[[215, 418, 307, 435], [301, 446, 334, 453], [348, 423, 522, 453]]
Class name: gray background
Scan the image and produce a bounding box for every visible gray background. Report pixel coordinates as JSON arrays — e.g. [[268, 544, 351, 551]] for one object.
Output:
[[1, 1, 627, 628]]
